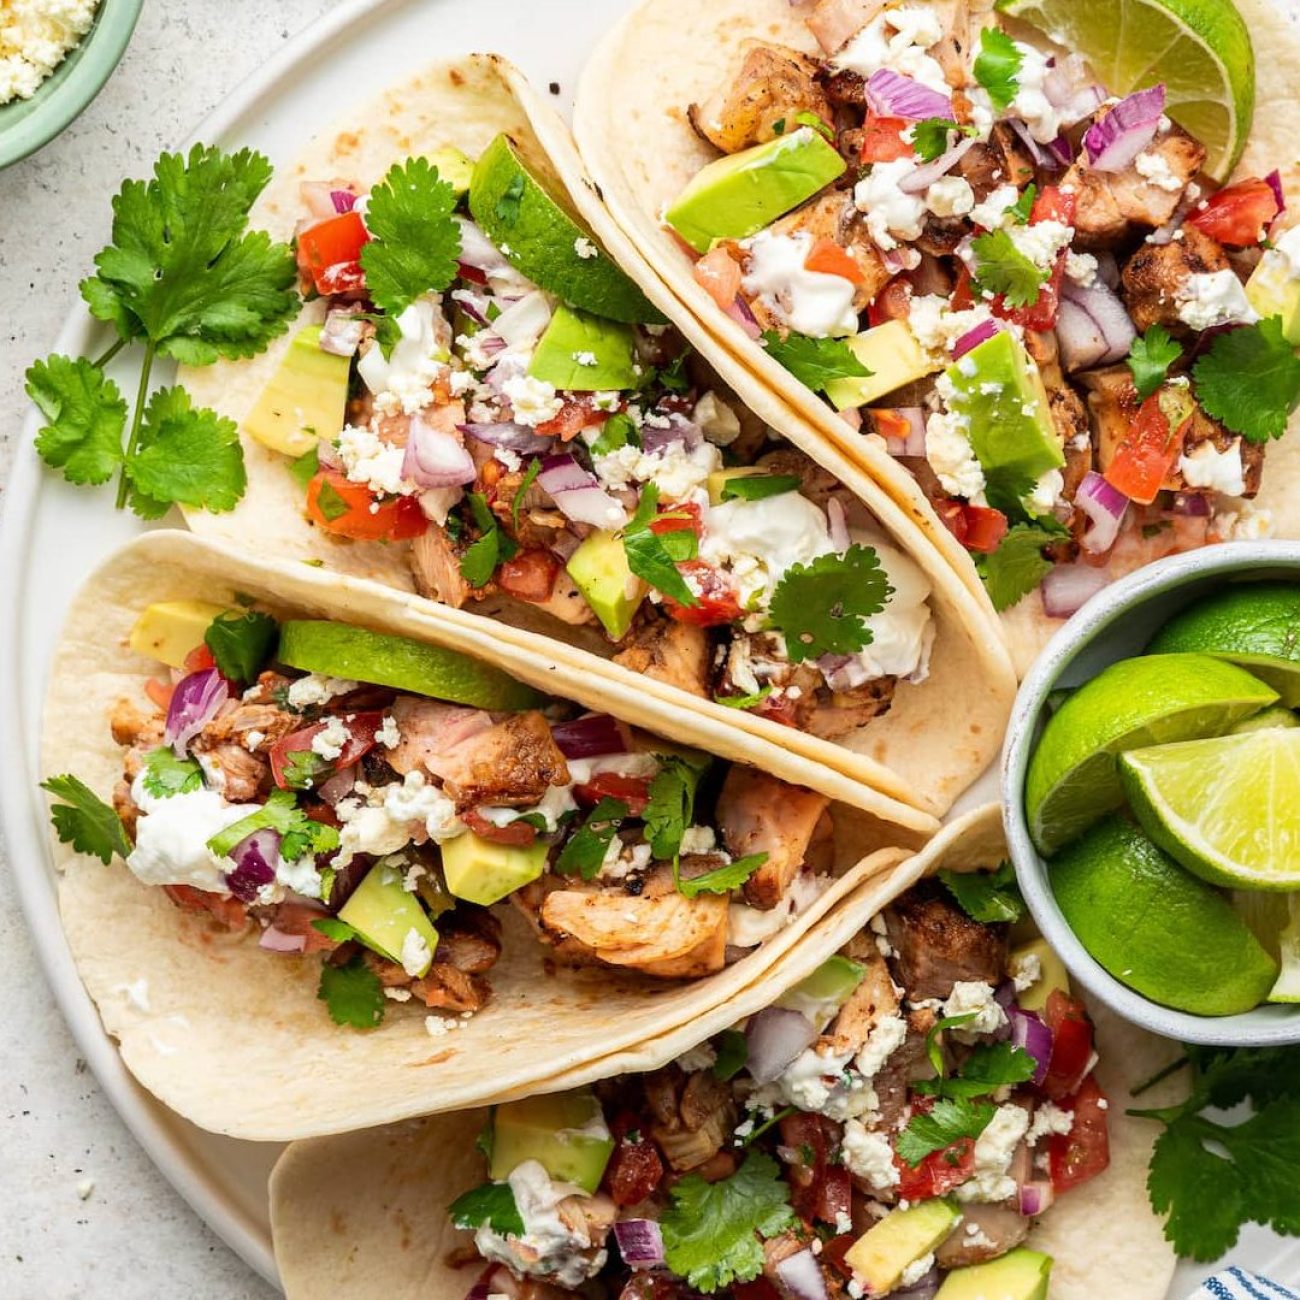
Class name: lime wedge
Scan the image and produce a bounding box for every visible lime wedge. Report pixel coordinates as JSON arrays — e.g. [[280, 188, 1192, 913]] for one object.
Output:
[[1001, 0, 1255, 179], [1051, 816, 1278, 1015], [1148, 581, 1300, 706], [1233, 891, 1300, 1002], [1120, 729, 1300, 889], [1025, 653, 1277, 855], [469, 133, 663, 324], [1272, 898, 1300, 1002], [276, 621, 542, 711], [1231, 705, 1299, 734]]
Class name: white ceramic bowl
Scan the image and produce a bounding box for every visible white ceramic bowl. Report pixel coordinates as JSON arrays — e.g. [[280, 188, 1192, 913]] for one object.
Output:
[[1002, 541, 1300, 1046]]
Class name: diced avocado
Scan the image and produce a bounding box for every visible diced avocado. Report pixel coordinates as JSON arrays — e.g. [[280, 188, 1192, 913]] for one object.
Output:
[[935, 1248, 1053, 1300], [1009, 936, 1069, 1015], [489, 1090, 615, 1193], [426, 146, 476, 197], [441, 831, 549, 907], [1232, 704, 1300, 733], [528, 304, 639, 391], [777, 955, 866, 1029], [943, 331, 1064, 484], [413, 863, 458, 919], [845, 1199, 961, 1294], [1246, 250, 1300, 346], [566, 530, 647, 640], [338, 860, 439, 975], [824, 320, 941, 410], [129, 601, 229, 669], [706, 466, 765, 505], [665, 127, 846, 255], [244, 325, 350, 458]]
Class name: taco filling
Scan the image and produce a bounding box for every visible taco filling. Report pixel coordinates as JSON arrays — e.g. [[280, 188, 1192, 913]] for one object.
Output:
[[447, 875, 1107, 1298], [265, 143, 936, 735], [664, 3, 1299, 616]]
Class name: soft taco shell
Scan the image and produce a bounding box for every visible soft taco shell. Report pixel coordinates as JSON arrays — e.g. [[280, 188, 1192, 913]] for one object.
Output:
[[573, 0, 1300, 675], [42, 530, 936, 1140], [178, 52, 1016, 817], [269, 803, 1179, 1299]]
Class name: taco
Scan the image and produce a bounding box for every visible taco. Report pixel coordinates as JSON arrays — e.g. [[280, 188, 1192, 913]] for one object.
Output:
[[38, 530, 942, 1139], [268, 804, 1180, 1300], [573, 0, 1300, 673], [175, 53, 1015, 816]]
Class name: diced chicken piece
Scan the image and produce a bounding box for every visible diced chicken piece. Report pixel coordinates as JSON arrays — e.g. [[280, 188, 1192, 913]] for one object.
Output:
[[956, 124, 1035, 201], [766, 192, 892, 311], [763, 1233, 812, 1285], [821, 948, 900, 1056], [412, 961, 490, 1013], [918, 215, 969, 258], [717, 767, 832, 908], [807, 0, 886, 53], [190, 742, 268, 802], [611, 616, 710, 697], [1181, 407, 1264, 497], [883, 883, 1009, 1000], [1121, 225, 1232, 334], [110, 699, 166, 751], [688, 41, 833, 154], [820, 66, 867, 107], [437, 712, 571, 809], [935, 1202, 1030, 1268], [162, 884, 250, 931], [198, 701, 298, 751], [557, 1191, 618, 1249], [872, 1005, 939, 1129], [806, 677, 896, 739], [409, 526, 470, 608], [1077, 364, 1141, 472], [526, 565, 601, 627], [435, 906, 503, 975], [384, 696, 495, 781], [644, 1067, 737, 1171]]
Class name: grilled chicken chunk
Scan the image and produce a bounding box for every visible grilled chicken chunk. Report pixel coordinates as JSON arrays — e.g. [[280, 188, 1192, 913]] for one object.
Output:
[[410, 526, 470, 608], [806, 677, 897, 738], [437, 712, 570, 809], [435, 906, 503, 975], [956, 123, 1036, 200], [644, 1067, 738, 1171], [189, 742, 269, 802], [883, 883, 1009, 1000], [765, 192, 892, 311], [385, 697, 494, 781], [689, 41, 833, 154], [820, 948, 900, 1056], [611, 615, 711, 697], [1121, 226, 1232, 334], [1077, 364, 1142, 472], [935, 1202, 1030, 1267], [807, 0, 887, 53]]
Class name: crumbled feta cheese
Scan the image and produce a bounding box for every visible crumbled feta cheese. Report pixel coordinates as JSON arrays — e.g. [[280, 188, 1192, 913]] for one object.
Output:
[[310, 716, 350, 761], [675, 1043, 718, 1073], [943, 981, 1008, 1039], [337, 424, 410, 496], [693, 391, 741, 446], [574, 236, 599, 260], [1010, 952, 1043, 993], [855, 159, 928, 251], [572, 350, 599, 367], [1134, 150, 1184, 192], [679, 825, 717, 856], [383, 771, 464, 842], [502, 373, 564, 427], [969, 184, 1021, 231], [1008, 219, 1074, 271], [375, 715, 401, 748], [955, 1103, 1031, 1202], [1025, 467, 1065, 515], [1010, 42, 1075, 143], [243, 729, 266, 752], [595, 439, 721, 502], [842, 1121, 900, 1189], [276, 852, 322, 900], [0, 0, 99, 105], [1179, 439, 1246, 496], [832, 7, 947, 94], [1026, 1101, 1075, 1146], [741, 229, 859, 337], [855, 1012, 908, 1078], [1065, 252, 1099, 287], [286, 674, 358, 709], [926, 176, 975, 218], [901, 1253, 936, 1287], [926, 404, 988, 502], [1176, 270, 1259, 331], [400, 927, 433, 978], [1213, 502, 1275, 540]]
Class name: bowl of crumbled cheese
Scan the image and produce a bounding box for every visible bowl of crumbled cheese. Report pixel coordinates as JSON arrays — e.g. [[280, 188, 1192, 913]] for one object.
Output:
[[0, 0, 143, 168]]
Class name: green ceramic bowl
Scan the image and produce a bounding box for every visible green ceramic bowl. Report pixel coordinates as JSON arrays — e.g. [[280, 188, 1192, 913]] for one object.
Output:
[[0, 0, 143, 169]]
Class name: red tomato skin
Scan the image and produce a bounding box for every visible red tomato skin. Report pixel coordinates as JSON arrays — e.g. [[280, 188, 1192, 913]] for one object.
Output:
[[496, 550, 560, 604], [1042, 989, 1095, 1101], [869, 275, 913, 326], [663, 561, 744, 627], [778, 1112, 852, 1226], [603, 1132, 666, 1208], [297, 211, 370, 294], [861, 114, 914, 163], [1186, 178, 1280, 247], [895, 1137, 977, 1201], [460, 808, 538, 846], [573, 774, 650, 816], [305, 470, 428, 541], [1104, 392, 1189, 505], [1049, 1074, 1111, 1191]]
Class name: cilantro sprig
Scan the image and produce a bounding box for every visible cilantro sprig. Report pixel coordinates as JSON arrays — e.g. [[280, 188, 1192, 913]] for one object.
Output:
[[204, 609, 278, 683], [206, 789, 339, 861], [761, 331, 870, 394], [916, 1040, 1038, 1100], [317, 955, 386, 1029], [555, 796, 629, 880], [622, 484, 699, 607], [678, 852, 768, 899], [974, 522, 1063, 611], [896, 1096, 996, 1166], [448, 1181, 525, 1236], [1193, 316, 1300, 442], [912, 119, 977, 164], [460, 492, 519, 588], [938, 861, 1026, 923], [769, 544, 891, 663], [644, 756, 706, 861], [42, 775, 131, 864], [970, 229, 1047, 308], [1128, 324, 1183, 401], [141, 748, 204, 799], [973, 27, 1023, 111]]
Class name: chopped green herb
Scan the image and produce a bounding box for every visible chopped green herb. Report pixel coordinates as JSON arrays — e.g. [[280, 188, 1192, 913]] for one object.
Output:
[[42, 775, 131, 864]]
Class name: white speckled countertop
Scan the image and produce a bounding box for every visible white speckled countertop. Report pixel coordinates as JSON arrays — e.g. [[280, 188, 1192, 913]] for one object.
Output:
[[0, 4, 337, 1295]]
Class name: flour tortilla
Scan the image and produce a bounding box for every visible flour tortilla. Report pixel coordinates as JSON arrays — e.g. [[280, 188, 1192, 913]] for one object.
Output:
[[178, 52, 1017, 818], [42, 530, 937, 1139], [573, 0, 1300, 676], [269, 803, 1179, 1299]]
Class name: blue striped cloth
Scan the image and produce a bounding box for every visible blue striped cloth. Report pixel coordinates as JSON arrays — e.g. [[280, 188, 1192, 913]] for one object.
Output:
[[1188, 1269, 1300, 1300]]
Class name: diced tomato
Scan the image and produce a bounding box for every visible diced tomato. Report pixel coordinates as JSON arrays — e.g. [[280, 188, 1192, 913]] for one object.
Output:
[[302, 803, 341, 829], [895, 1136, 977, 1200], [496, 549, 560, 604], [1049, 1074, 1111, 1191], [183, 644, 216, 674], [461, 808, 539, 846], [992, 186, 1076, 330], [860, 113, 914, 163], [1042, 989, 1095, 1101], [869, 275, 913, 327], [270, 712, 384, 790], [693, 246, 744, 310], [731, 1281, 782, 1300], [536, 394, 612, 440], [145, 677, 174, 711], [936, 500, 1008, 554], [163, 884, 250, 930], [872, 408, 914, 442], [1030, 185, 1077, 227], [663, 561, 744, 627], [779, 1112, 852, 1226], [950, 265, 975, 311], [573, 773, 651, 816], [822, 1234, 859, 1280], [648, 500, 702, 538], [602, 1121, 665, 1207], [305, 470, 428, 541], [805, 237, 865, 285], [296, 211, 370, 295], [1103, 389, 1193, 505], [1187, 177, 1280, 247]]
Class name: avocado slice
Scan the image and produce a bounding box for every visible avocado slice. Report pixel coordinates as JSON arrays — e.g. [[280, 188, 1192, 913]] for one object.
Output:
[[942, 331, 1064, 485], [1246, 250, 1300, 346], [565, 530, 647, 640], [441, 831, 550, 907], [664, 127, 847, 255], [824, 320, 942, 410], [426, 146, 476, 198], [935, 1248, 1053, 1300], [244, 325, 351, 458], [528, 305, 639, 391], [776, 955, 866, 1028], [469, 133, 662, 324], [130, 601, 230, 669], [844, 1199, 960, 1294], [488, 1090, 615, 1193], [1008, 936, 1070, 1015], [338, 859, 438, 975], [276, 621, 542, 711]]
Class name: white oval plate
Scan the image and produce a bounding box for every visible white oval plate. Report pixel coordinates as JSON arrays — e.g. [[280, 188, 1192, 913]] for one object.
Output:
[[2, 0, 1297, 1290]]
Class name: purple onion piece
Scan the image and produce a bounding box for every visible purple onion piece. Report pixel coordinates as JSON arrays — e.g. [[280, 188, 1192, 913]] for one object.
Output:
[[401, 418, 477, 490], [1083, 84, 1166, 171], [900, 135, 979, 193], [893, 1266, 942, 1300], [774, 1248, 830, 1300], [866, 68, 952, 121], [1266, 169, 1287, 214], [1009, 1006, 1053, 1085], [330, 189, 356, 213], [1040, 562, 1110, 620], [1075, 470, 1130, 555], [1171, 491, 1212, 517], [641, 412, 703, 456], [550, 713, 629, 759], [259, 925, 307, 954], [745, 1006, 817, 1084], [952, 317, 1000, 359], [613, 1218, 665, 1270], [459, 422, 554, 454], [165, 668, 229, 757], [225, 828, 281, 902]]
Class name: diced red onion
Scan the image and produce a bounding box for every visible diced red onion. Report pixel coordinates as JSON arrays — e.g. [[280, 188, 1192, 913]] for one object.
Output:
[[1055, 299, 1108, 373], [641, 413, 702, 456], [840, 406, 863, 431], [819, 652, 873, 692], [1083, 84, 1166, 172], [1041, 562, 1110, 618], [1043, 56, 1106, 122], [551, 713, 630, 759], [474, 332, 508, 361], [900, 135, 979, 193], [460, 422, 553, 454], [952, 318, 1000, 359], [775, 1249, 829, 1300], [538, 453, 596, 494], [880, 247, 912, 275], [402, 418, 477, 489], [866, 69, 952, 121], [613, 1219, 665, 1270], [537, 454, 626, 527], [1008, 1007, 1053, 1085], [881, 406, 927, 456], [1093, 250, 1120, 290], [317, 766, 356, 806], [894, 1268, 941, 1300], [1058, 280, 1136, 371], [494, 291, 553, 347], [165, 668, 229, 756], [726, 294, 762, 340], [450, 289, 491, 327], [258, 925, 307, 954], [316, 440, 342, 472], [1075, 470, 1129, 555], [331, 189, 356, 213], [1007, 118, 1066, 172], [1172, 491, 1212, 517], [827, 497, 851, 551], [299, 181, 338, 220], [225, 828, 280, 903], [318, 308, 365, 358], [745, 1006, 818, 1084], [455, 217, 511, 275], [1266, 169, 1287, 214], [1019, 1178, 1057, 1217]]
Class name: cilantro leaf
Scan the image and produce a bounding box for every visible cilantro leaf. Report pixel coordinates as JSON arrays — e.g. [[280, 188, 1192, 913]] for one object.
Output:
[[761, 330, 869, 394], [715, 687, 772, 710], [622, 484, 699, 607], [41, 775, 132, 864], [1128, 324, 1183, 401], [316, 955, 385, 1029], [26, 356, 127, 486], [912, 119, 976, 164], [288, 445, 320, 490], [556, 797, 629, 880], [512, 457, 542, 531], [713, 1029, 749, 1081], [204, 609, 277, 682], [359, 157, 462, 316], [141, 747, 203, 799], [449, 1181, 525, 1236], [719, 474, 801, 503], [311, 917, 359, 944], [644, 756, 706, 860], [938, 862, 1025, 923], [973, 27, 1023, 111], [679, 852, 767, 899], [660, 1152, 797, 1293], [896, 1096, 996, 1166], [974, 523, 1060, 611], [591, 411, 639, 456], [970, 229, 1046, 308], [768, 544, 890, 663], [980, 465, 1037, 522], [1008, 183, 1037, 225], [924, 1012, 979, 1077], [917, 1041, 1039, 1099], [496, 172, 525, 226], [460, 492, 519, 588], [206, 789, 340, 861], [1193, 316, 1300, 442]]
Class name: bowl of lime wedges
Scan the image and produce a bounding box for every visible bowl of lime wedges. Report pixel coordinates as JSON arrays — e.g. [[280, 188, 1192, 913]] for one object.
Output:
[[1003, 542, 1300, 1046]]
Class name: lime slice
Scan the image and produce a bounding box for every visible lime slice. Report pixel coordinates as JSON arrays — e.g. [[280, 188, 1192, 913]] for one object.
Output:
[[1025, 653, 1277, 855], [1148, 581, 1300, 706], [276, 621, 542, 711], [1001, 0, 1255, 180], [1051, 816, 1278, 1015], [469, 133, 663, 324], [1120, 729, 1300, 889], [1231, 705, 1299, 733], [1232, 891, 1300, 1001], [1272, 898, 1300, 1002]]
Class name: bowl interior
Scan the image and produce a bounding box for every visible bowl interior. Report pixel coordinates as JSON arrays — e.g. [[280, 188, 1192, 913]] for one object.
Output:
[[1003, 543, 1300, 1046]]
